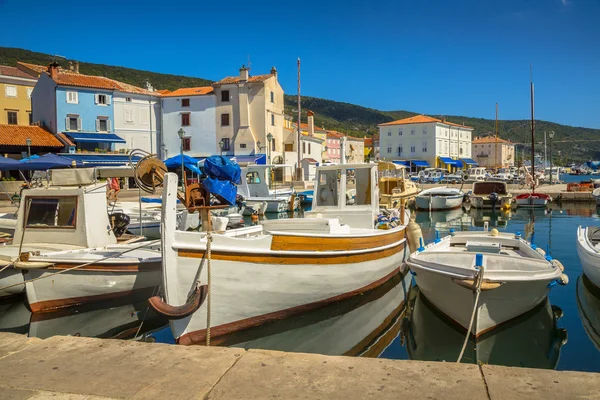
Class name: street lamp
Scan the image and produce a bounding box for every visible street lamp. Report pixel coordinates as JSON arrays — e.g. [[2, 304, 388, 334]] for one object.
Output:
[[218, 139, 225, 156], [548, 130, 555, 185], [177, 128, 186, 192], [266, 133, 273, 164]]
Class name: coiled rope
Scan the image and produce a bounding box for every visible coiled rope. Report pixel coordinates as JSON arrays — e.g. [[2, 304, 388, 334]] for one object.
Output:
[[456, 265, 485, 363], [0, 239, 160, 293], [206, 233, 213, 346]]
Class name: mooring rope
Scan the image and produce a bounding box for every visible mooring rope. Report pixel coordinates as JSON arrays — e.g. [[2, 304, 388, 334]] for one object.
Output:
[[456, 265, 485, 363], [206, 233, 213, 346], [0, 239, 160, 293]]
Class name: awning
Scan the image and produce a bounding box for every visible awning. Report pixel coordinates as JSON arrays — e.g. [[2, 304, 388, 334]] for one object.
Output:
[[439, 157, 460, 166], [461, 158, 478, 166], [66, 133, 126, 144], [18, 153, 82, 170], [230, 154, 267, 165], [392, 160, 410, 167], [411, 160, 430, 167]]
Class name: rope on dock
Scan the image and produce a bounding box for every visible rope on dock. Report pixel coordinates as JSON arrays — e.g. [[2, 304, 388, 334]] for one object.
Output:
[[0, 239, 161, 293], [206, 233, 213, 346], [456, 265, 485, 363]]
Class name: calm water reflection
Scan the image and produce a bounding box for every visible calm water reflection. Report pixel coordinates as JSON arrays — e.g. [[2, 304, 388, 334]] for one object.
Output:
[[1, 203, 600, 372]]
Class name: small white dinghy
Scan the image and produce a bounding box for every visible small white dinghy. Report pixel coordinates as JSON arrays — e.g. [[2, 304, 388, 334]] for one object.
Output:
[[576, 226, 600, 288], [415, 187, 464, 211], [406, 229, 568, 336]]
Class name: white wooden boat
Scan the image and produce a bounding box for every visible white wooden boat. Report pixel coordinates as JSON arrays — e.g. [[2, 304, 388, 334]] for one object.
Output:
[[415, 187, 464, 211], [403, 288, 567, 368], [592, 188, 600, 206], [463, 167, 488, 183], [378, 162, 420, 209], [151, 163, 410, 345], [576, 226, 600, 288], [0, 169, 162, 312], [406, 230, 567, 336], [468, 181, 512, 209], [238, 165, 299, 213]]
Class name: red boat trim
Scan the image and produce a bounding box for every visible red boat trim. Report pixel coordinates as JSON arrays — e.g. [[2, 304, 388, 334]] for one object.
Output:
[[178, 267, 409, 346]]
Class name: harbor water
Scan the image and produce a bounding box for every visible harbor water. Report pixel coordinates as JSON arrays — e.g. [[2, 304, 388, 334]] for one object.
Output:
[[1, 202, 600, 373]]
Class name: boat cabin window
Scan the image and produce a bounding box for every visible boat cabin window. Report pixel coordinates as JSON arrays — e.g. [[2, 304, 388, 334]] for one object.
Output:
[[25, 197, 77, 229], [317, 170, 339, 206], [348, 168, 371, 206], [246, 171, 261, 184]]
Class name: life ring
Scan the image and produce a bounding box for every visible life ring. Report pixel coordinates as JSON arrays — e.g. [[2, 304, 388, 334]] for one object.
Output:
[[462, 173, 469, 181]]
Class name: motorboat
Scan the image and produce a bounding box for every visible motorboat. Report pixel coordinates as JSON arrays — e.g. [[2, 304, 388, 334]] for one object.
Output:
[[576, 226, 600, 288], [592, 188, 600, 206], [238, 165, 300, 213], [378, 161, 420, 209], [576, 275, 600, 351], [406, 229, 567, 336], [416, 168, 445, 183], [415, 187, 464, 211], [515, 192, 552, 208], [468, 181, 512, 209], [402, 287, 567, 368], [150, 162, 411, 346], [463, 167, 488, 183], [0, 168, 162, 312]]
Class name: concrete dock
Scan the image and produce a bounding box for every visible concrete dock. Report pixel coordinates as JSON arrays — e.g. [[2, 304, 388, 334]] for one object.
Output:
[[0, 333, 597, 399]]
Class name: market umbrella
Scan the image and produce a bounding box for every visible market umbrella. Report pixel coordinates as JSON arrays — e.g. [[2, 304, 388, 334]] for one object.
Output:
[[0, 156, 21, 170], [17, 153, 82, 171]]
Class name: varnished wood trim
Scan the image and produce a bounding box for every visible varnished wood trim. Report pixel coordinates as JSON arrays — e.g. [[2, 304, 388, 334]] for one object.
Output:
[[270, 228, 405, 251], [29, 287, 155, 313], [178, 267, 408, 346], [45, 262, 161, 273], [179, 241, 406, 265]]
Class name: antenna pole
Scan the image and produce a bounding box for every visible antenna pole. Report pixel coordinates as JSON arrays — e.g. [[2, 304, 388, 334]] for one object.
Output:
[[296, 57, 302, 181], [495, 103, 498, 170], [530, 65, 536, 192]]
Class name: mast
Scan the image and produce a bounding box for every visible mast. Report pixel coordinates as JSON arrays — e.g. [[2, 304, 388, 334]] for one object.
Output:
[[530, 66, 535, 192], [495, 103, 498, 169], [297, 57, 302, 180]]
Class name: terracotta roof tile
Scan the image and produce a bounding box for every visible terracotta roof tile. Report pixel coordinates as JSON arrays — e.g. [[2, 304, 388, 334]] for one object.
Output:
[[326, 130, 344, 139], [161, 86, 214, 97], [0, 125, 63, 148], [16, 62, 50, 75], [56, 133, 75, 147], [472, 136, 512, 144], [364, 137, 374, 146], [156, 89, 171, 95], [378, 114, 473, 129], [0, 65, 36, 79], [214, 74, 273, 85], [299, 122, 326, 131]]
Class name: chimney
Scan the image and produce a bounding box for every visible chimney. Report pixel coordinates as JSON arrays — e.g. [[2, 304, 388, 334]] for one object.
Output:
[[74, 61, 79, 74], [239, 65, 249, 81], [47, 62, 60, 80], [270, 66, 277, 78], [68, 61, 74, 72], [145, 79, 154, 92], [307, 110, 315, 136]]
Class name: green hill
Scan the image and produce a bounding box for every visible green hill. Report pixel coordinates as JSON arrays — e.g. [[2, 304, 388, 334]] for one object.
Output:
[[2, 46, 599, 163]]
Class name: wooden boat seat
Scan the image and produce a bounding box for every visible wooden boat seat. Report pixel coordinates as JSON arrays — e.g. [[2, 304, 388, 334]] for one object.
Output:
[[261, 217, 350, 235]]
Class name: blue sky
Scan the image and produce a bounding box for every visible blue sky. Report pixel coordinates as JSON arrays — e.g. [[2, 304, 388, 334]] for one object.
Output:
[[1, 0, 599, 128]]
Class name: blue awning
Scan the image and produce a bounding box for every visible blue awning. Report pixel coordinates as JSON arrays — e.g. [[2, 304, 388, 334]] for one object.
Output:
[[60, 153, 140, 167], [231, 154, 267, 165], [411, 160, 430, 167], [461, 158, 478, 166], [392, 160, 410, 167], [439, 157, 460, 166], [66, 133, 126, 144]]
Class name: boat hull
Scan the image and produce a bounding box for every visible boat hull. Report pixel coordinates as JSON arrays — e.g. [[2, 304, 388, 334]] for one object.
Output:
[[409, 266, 553, 336], [469, 195, 512, 209], [0, 268, 25, 298], [576, 227, 600, 288], [168, 235, 409, 346], [23, 261, 161, 312], [515, 193, 551, 208], [415, 195, 463, 211]]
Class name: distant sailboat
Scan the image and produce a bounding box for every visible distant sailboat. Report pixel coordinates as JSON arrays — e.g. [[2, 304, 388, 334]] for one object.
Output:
[[515, 69, 552, 208]]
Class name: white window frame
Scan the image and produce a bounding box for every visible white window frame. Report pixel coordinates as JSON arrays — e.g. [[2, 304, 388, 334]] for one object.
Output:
[[387, 131, 391, 136], [95, 94, 110, 106], [411, 145, 416, 153], [411, 129, 415, 135], [240, 143, 247, 149], [387, 146, 392, 154], [125, 108, 134, 124], [5, 85, 17, 98], [26, 88, 33, 100], [66, 91, 78, 104], [96, 117, 111, 132]]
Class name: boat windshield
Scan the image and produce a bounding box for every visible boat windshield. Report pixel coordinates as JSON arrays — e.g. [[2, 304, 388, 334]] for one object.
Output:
[[317, 169, 339, 206], [349, 167, 371, 206], [26, 196, 77, 228]]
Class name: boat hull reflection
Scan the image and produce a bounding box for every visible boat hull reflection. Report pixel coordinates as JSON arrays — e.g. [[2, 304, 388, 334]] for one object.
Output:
[[576, 275, 600, 351], [402, 288, 567, 368]]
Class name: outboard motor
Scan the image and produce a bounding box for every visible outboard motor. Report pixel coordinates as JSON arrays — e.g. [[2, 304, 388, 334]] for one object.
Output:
[[489, 192, 498, 208], [109, 212, 130, 237]]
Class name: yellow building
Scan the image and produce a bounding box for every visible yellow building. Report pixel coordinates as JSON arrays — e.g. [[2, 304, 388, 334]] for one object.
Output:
[[472, 136, 515, 168], [0, 66, 37, 126]]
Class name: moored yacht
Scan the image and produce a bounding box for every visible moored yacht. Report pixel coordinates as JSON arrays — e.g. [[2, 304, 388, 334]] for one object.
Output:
[[468, 181, 512, 209], [415, 187, 464, 211]]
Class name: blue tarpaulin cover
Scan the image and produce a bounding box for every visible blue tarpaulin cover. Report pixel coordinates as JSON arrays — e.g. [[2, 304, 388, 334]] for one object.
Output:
[[0, 156, 21, 170], [586, 161, 600, 170], [411, 160, 430, 167], [461, 158, 478, 166], [439, 157, 460, 166], [392, 160, 410, 167], [204, 156, 241, 184], [66, 133, 126, 143], [164, 154, 202, 175], [202, 177, 237, 205], [17, 153, 82, 170]]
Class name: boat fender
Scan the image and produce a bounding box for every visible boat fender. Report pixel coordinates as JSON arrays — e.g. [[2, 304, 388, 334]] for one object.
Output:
[[490, 228, 499, 237], [552, 259, 565, 272], [536, 247, 546, 257], [559, 274, 569, 286], [148, 285, 207, 319], [14, 261, 54, 269], [406, 218, 423, 254]]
